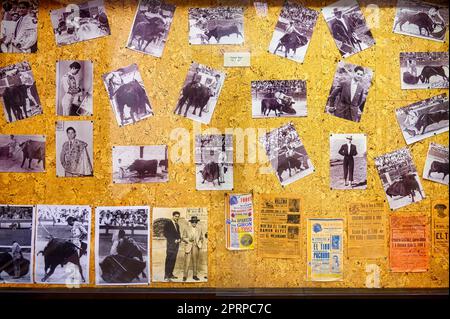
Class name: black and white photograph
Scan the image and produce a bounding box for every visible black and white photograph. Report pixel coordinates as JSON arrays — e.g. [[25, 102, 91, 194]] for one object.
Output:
[[330, 133, 367, 190], [0, 134, 45, 173], [259, 123, 315, 186], [0, 205, 34, 283], [423, 143, 448, 185], [0, 61, 42, 123], [395, 93, 449, 145], [152, 207, 208, 283], [393, 0, 448, 42], [56, 60, 93, 116], [251, 80, 307, 118], [325, 61, 373, 123], [195, 134, 233, 191], [268, 2, 319, 63], [375, 147, 425, 210], [322, 0, 376, 58], [103, 63, 154, 127], [188, 7, 244, 45], [50, 0, 111, 46], [0, 0, 38, 53], [173, 62, 225, 124], [112, 145, 168, 184], [254, 1, 268, 18], [56, 120, 93, 177], [95, 206, 150, 285], [400, 52, 449, 90], [34, 205, 91, 284], [126, 0, 176, 58]]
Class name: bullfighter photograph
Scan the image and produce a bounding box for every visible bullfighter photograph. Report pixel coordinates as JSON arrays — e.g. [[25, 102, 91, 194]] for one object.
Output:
[[103, 63, 154, 127], [268, 2, 319, 63], [0, 205, 34, 283], [112, 145, 168, 184], [173, 62, 225, 124], [56, 120, 93, 177], [325, 61, 373, 123], [95, 206, 150, 285], [400, 52, 449, 89], [126, 0, 176, 58], [423, 143, 449, 186], [251, 80, 307, 118], [393, 0, 448, 42], [34, 205, 91, 284], [259, 123, 315, 186], [322, 0, 375, 58], [195, 134, 233, 191], [50, 0, 111, 46], [395, 93, 449, 145], [375, 148, 425, 210], [188, 7, 244, 45], [0, 61, 42, 123], [0, 134, 45, 172], [152, 207, 208, 283]]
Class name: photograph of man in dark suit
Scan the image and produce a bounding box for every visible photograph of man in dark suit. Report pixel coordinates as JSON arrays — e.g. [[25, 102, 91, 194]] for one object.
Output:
[[163, 211, 181, 281], [338, 136, 358, 186], [331, 8, 361, 55]]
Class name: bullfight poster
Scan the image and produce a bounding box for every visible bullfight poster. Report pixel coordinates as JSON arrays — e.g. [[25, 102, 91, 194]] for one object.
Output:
[[34, 205, 91, 285], [423, 143, 448, 185], [225, 193, 254, 250], [95, 206, 150, 285], [0, 134, 45, 173], [431, 200, 449, 256], [307, 218, 344, 281], [400, 52, 449, 90]]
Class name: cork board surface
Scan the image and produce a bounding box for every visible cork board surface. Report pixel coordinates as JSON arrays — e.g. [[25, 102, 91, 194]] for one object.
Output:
[[0, 0, 448, 290]]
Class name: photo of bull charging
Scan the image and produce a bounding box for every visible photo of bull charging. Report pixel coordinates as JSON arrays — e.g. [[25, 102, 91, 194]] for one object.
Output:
[[126, 0, 176, 58], [393, 0, 448, 42], [375, 148, 425, 210], [268, 1, 319, 64], [400, 52, 449, 90], [423, 143, 449, 186], [188, 7, 244, 45], [0, 205, 34, 284], [95, 206, 150, 285], [0, 62, 42, 124], [396, 93, 449, 145], [112, 145, 168, 184], [0, 134, 45, 173], [34, 205, 91, 284]]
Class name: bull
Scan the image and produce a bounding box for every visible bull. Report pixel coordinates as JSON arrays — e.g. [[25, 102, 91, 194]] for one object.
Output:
[[127, 159, 158, 177], [274, 32, 308, 58], [261, 98, 296, 117], [276, 154, 305, 182], [19, 140, 45, 170], [130, 17, 166, 52], [419, 66, 449, 84], [0, 252, 30, 280], [174, 82, 212, 117], [428, 160, 449, 181], [414, 109, 449, 135], [394, 12, 446, 39], [385, 174, 424, 203], [205, 25, 243, 43], [199, 162, 221, 186], [2, 85, 28, 122]]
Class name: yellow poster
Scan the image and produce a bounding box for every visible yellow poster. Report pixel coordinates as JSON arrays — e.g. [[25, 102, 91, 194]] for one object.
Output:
[[225, 193, 254, 250], [431, 200, 449, 256]]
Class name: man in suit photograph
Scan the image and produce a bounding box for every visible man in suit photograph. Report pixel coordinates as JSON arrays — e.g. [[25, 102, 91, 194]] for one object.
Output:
[[331, 8, 360, 55], [10, 1, 37, 53], [338, 136, 358, 187], [182, 216, 204, 281], [163, 211, 181, 281]]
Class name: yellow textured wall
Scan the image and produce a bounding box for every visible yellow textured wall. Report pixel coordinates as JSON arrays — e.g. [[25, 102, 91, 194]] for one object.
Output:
[[0, 0, 448, 289]]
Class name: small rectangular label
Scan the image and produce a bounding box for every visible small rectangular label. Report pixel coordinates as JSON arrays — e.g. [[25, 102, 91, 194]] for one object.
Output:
[[224, 52, 250, 67]]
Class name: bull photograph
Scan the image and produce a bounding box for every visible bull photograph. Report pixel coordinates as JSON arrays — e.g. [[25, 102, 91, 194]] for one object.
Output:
[[375, 148, 425, 210], [268, 2, 319, 63], [56, 60, 93, 116], [322, 0, 376, 58], [330, 133, 367, 190], [188, 7, 244, 45], [0, 134, 45, 173], [126, 0, 176, 58], [56, 120, 94, 177], [103, 63, 154, 127], [95, 206, 150, 285], [396, 93, 449, 145], [0, 0, 38, 53], [34, 205, 91, 284], [325, 61, 373, 123], [259, 123, 315, 186], [393, 0, 448, 42], [400, 52, 449, 89], [251, 80, 307, 118], [152, 207, 208, 283], [0, 61, 43, 123], [173, 62, 225, 124], [423, 142, 449, 185], [112, 145, 168, 184], [50, 0, 111, 46], [195, 134, 233, 191], [0, 205, 34, 283]]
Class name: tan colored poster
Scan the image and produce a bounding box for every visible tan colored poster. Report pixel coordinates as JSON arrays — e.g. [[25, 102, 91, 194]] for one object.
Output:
[[390, 215, 429, 272], [258, 194, 301, 258], [347, 201, 386, 258], [431, 200, 449, 256]]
